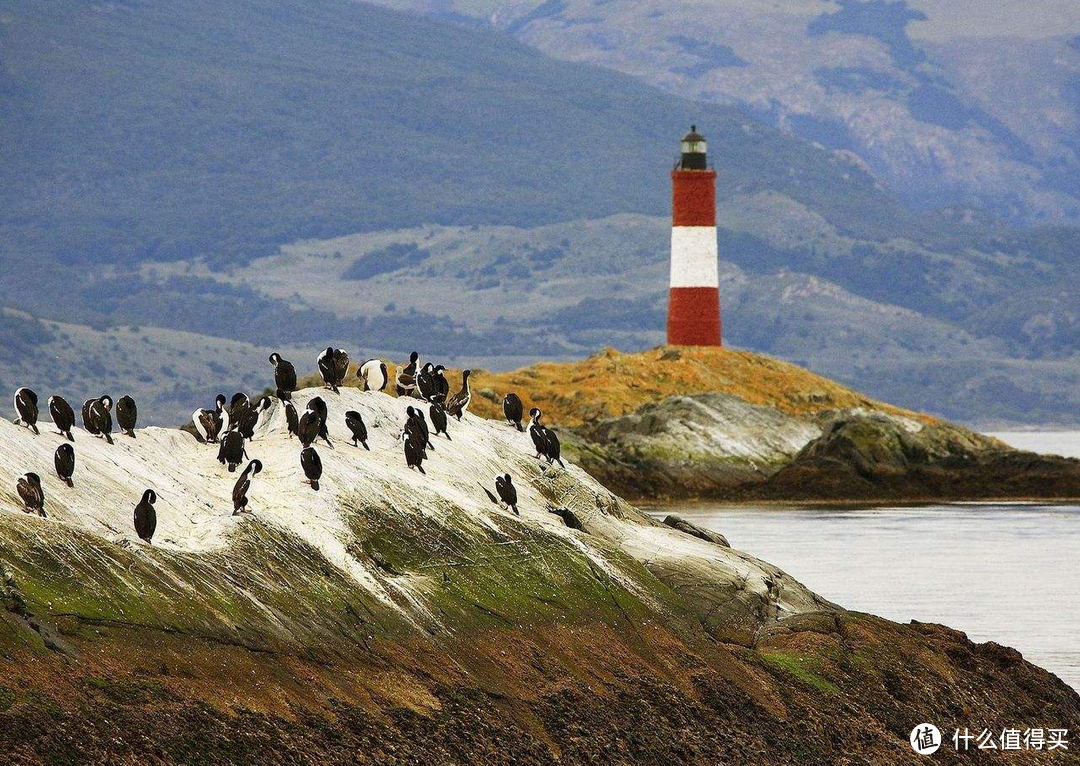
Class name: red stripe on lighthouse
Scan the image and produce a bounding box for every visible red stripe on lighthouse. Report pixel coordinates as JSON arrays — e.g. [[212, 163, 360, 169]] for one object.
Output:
[[668, 287, 721, 346], [671, 170, 716, 227], [668, 168, 721, 347]]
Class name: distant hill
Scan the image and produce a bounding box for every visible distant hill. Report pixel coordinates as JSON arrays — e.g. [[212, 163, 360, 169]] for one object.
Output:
[[376, 0, 1080, 226], [6, 0, 1080, 427]]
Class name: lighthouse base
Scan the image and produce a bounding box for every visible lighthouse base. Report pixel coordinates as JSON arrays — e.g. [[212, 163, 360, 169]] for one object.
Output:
[[667, 287, 721, 346]]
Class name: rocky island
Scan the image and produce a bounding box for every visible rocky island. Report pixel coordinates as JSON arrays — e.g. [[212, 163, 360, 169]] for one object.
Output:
[[0, 378, 1077, 763], [473, 346, 1080, 503]]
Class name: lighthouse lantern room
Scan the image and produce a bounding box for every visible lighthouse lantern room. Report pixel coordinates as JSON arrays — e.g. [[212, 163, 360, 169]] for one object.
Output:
[[667, 125, 722, 346]]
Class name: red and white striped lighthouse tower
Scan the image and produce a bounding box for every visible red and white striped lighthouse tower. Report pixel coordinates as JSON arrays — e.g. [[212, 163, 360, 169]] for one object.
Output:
[[667, 126, 721, 346]]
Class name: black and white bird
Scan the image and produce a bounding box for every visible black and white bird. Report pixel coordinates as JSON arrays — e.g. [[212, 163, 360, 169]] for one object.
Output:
[[306, 396, 331, 445], [298, 409, 320, 448], [134, 489, 157, 543], [237, 397, 272, 440], [344, 410, 369, 450], [405, 406, 434, 452], [192, 394, 229, 443], [395, 352, 420, 397], [402, 431, 426, 475], [89, 396, 114, 445], [54, 444, 75, 488], [116, 395, 137, 438], [82, 399, 99, 436], [416, 363, 438, 402], [217, 429, 248, 472], [284, 400, 299, 439], [228, 393, 251, 426], [445, 370, 472, 421], [357, 359, 388, 392], [300, 447, 322, 491], [502, 393, 524, 432], [269, 353, 297, 401], [318, 347, 350, 393], [432, 365, 450, 404], [232, 459, 262, 515], [481, 474, 518, 515], [13, 387, 39, 435], [49, 395, 75, 441], [16, 473, 44, 517], [529, 408, 565, 468], [429, 402, 450, 440]]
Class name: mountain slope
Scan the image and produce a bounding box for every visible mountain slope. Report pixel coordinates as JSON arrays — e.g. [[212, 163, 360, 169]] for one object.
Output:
[[0, 0, 906, 271], [384, 0, 1080, 226]]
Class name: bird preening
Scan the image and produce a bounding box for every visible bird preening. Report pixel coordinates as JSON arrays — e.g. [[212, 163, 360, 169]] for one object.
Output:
[[318, 347, 350, 393], [300, 446, 322, 491], [16, 473, 44, 517], [49, 395, 75, 441], [54, 444, 75, 488], [13, 387, 39, 435], [233, 459, 262, 515]]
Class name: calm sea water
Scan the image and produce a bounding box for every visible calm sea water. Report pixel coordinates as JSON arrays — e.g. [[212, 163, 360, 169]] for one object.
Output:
[[649, 431, 1080, 691]]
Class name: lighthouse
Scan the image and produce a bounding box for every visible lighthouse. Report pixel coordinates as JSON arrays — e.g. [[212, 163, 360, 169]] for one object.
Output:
[[667, 126, 721, 346]]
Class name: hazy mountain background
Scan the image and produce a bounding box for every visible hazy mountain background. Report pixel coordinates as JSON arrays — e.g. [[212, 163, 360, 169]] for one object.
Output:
[[3, 0, 1080, 426], [376, 0, 1080, 226]]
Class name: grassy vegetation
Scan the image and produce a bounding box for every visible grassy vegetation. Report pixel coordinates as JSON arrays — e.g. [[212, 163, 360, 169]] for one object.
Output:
[[469, 346, 928, 427], [761, 651, 840, 695]]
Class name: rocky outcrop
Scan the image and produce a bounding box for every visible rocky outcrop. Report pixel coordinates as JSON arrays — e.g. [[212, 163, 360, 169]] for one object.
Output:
[[0, 387, 1077, 763], [570, 394, 1080, 502], [756, 412, 1080, 501], [576, 393, 819, 499]]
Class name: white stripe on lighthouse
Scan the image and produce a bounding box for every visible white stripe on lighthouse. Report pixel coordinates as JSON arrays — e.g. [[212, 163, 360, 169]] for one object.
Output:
[[669, 226, 718, 288]]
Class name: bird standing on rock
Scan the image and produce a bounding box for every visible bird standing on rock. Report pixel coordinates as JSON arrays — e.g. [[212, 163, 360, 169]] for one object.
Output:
[[502, 393, 524, 432], [116, 395, 138, 438], [217, 429, 248, 472], [396, 352, 420, 397], [445, 370, 472, 421], [481, 474, 519, 515], [232, 459, 262, 515], [429, 402, 450, 440], [432, 365, 450, 404], [89, 396, 114, 445], [13, 387, 39, 434], [49, 395, 75, 441], [192, 394, 229, 443], [306, 397, 332, 446], [357, 359, 388, 392], [416, 363, 438, 402], [345, 410, 369, 450], [134, 489, 157, 543], [405, 406, 434, 452], [238, 397, 272, 439], [402, 431, 426, 475], [300, 447, 322, 491], [269, 353, 297, 400], [529, 408, 565, 468], [54, 444, 75, 488], [318, 347, 350, 393], [284, 400, 299, 439], [16, 473, 44, 517]]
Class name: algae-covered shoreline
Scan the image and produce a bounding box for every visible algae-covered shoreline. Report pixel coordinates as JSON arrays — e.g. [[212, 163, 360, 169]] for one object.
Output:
[[0, 381, 1077, 763]]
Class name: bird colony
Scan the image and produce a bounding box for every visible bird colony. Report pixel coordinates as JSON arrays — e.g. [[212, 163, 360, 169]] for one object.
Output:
[[6, 350, 565, 548]]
